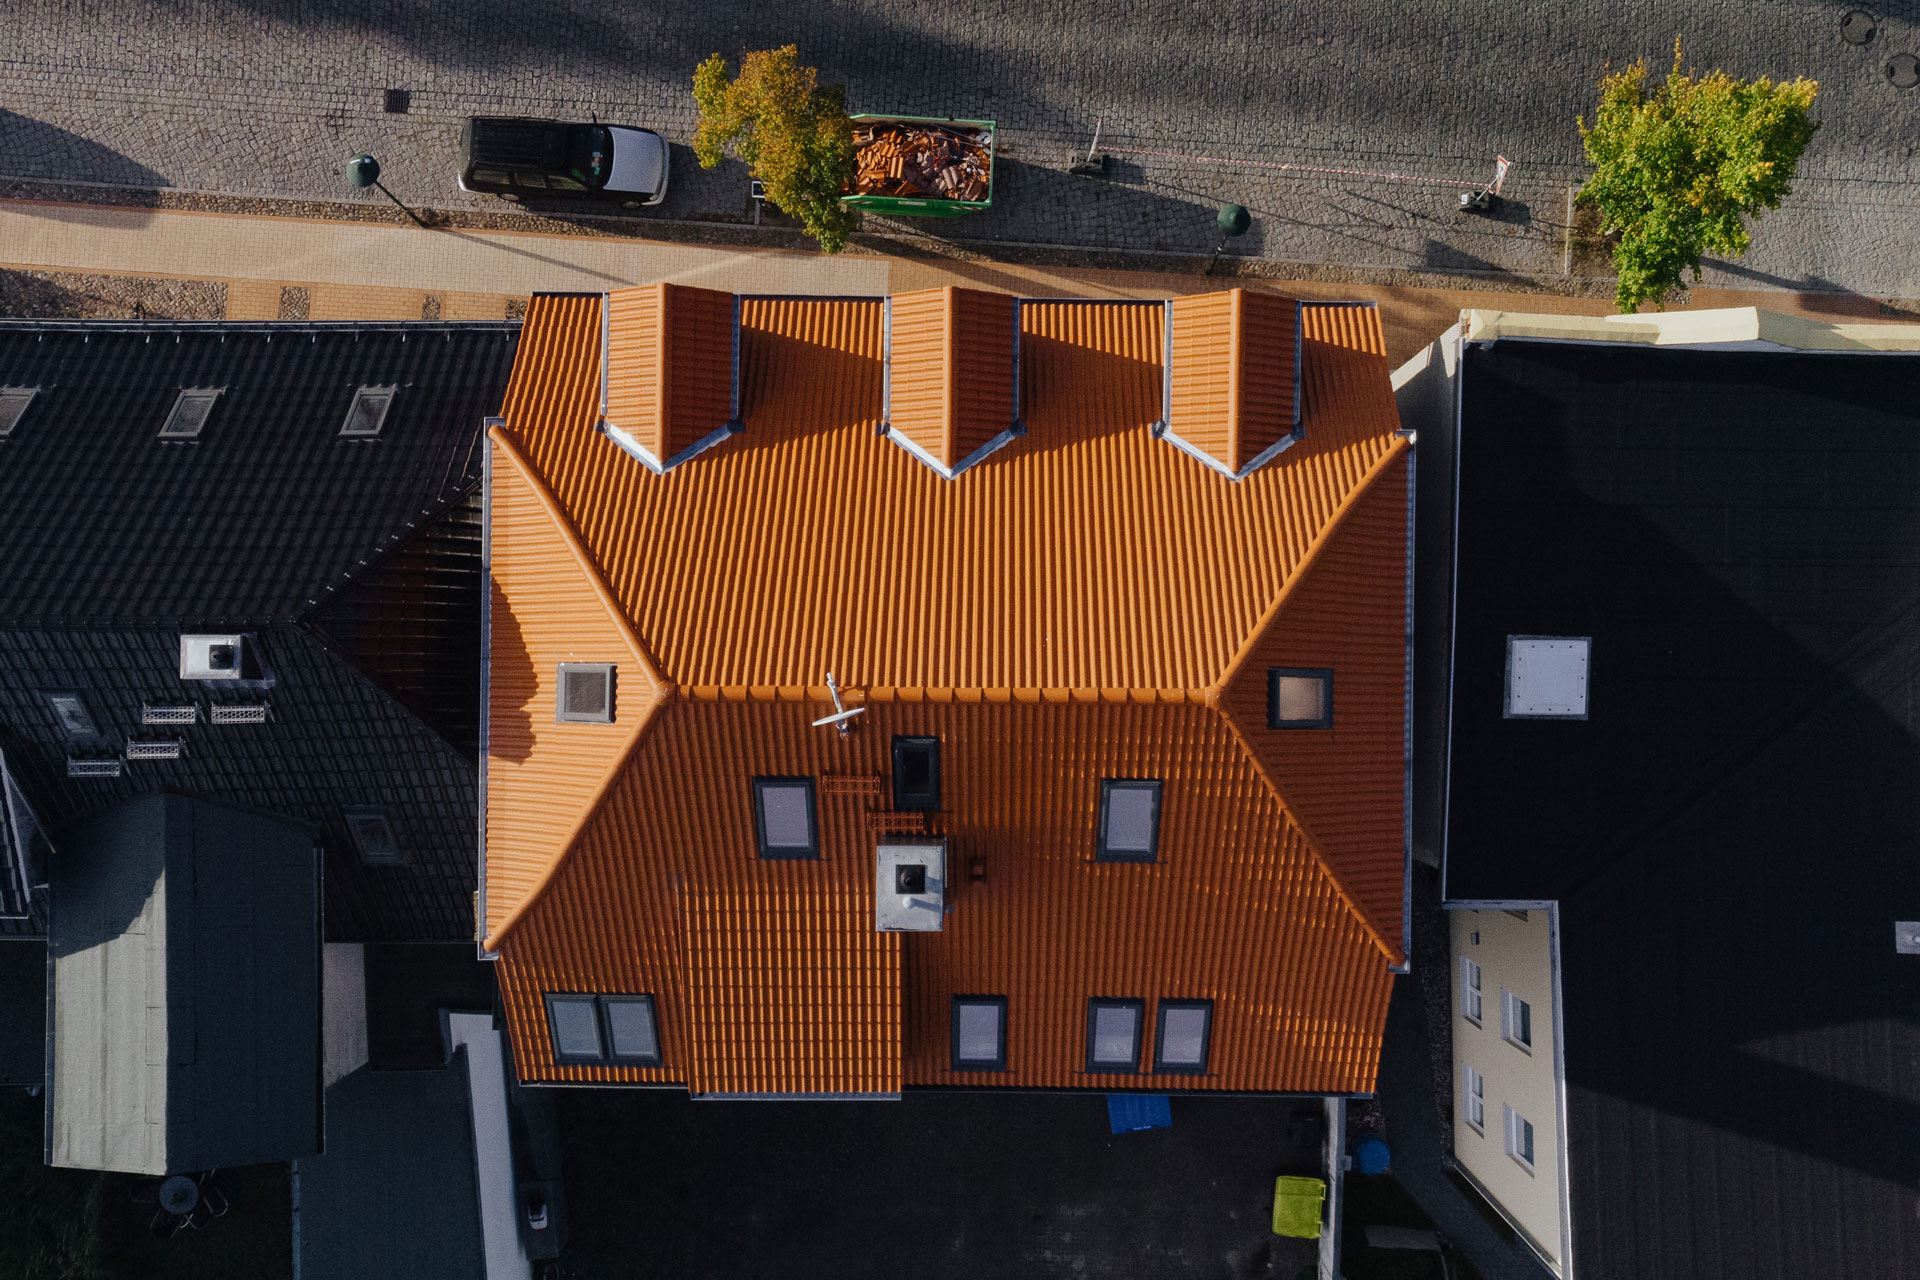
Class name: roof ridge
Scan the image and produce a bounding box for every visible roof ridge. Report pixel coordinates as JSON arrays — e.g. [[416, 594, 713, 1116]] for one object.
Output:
[[1210, 434, 1411, 699], [481, 427, 675, 952], [1212, 704, 1403, 967], [680, 685, 1213, 705]]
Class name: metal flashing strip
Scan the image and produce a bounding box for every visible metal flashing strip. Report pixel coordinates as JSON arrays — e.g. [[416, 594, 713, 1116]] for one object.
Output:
[[597, 293, 611, 421], [883, 421, 1023, 481], [729, 294, 743, 425], [1441, 330, 1465, 902], [0, 748, 47, 918], [880, 295, 893, 429], [690, 1091, 903, 1101], [1397, 442, 1417, 972], [477, 417, 498, 960]]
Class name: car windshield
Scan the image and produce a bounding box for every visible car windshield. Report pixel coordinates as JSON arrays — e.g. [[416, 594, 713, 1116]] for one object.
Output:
[[565, 125, 613, 190]]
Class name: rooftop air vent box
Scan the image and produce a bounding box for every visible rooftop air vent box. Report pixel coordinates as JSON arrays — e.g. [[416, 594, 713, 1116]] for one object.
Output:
[[875, 839, 946, 933], [178, 634, 273, 686]]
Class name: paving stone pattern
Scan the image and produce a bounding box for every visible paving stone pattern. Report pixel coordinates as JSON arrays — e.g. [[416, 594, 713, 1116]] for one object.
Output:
[[3, 1, 1920, 294]]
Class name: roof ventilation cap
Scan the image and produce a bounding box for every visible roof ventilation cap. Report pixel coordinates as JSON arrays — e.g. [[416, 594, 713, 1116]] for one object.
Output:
[[875, 839, 946, 932]]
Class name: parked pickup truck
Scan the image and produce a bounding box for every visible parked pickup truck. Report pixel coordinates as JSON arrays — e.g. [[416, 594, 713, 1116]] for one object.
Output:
[[459, 117, 670, 207]]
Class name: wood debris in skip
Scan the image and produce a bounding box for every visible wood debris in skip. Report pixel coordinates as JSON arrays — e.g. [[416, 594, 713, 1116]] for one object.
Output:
[[852, 123, 992, 201]]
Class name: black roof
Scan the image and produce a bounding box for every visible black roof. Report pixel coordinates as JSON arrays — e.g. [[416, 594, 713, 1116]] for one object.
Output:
[[0, 322, 518, 941], [1443, 340, 1920, 1279]]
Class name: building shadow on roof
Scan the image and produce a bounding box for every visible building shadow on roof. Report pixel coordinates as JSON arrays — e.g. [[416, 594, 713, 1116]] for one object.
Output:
[[736, 323, 884, 438], [1448, 341, 1920, 1189], [0, 111, 170, 209], [485, 582, 535, 765]]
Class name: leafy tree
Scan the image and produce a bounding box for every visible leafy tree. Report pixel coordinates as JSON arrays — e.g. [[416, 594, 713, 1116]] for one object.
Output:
[[693, 47, 857, 254], [1577, 40, 1818, 313]]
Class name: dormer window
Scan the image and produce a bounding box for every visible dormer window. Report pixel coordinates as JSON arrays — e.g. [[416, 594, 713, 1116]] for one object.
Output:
[[555, 663, 615, 723], [159, 388, 223, 439], [340, 385, 397, 438], [1268, 668, 1333, 729], [1095, 779, 1161, 862]]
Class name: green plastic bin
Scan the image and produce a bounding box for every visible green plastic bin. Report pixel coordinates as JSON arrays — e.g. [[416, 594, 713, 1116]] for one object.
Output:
[[1271, 1175, 1326, 1239], [842, 113, 996, 218]]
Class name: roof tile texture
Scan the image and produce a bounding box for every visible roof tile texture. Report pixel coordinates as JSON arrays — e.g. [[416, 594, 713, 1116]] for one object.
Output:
[[487, 290, 1408, 1093]]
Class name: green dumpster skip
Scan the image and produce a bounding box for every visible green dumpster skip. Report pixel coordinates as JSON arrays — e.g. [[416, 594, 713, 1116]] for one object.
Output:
[[842, 114, 996, 218], [1271, 1175, 1326, 1239]]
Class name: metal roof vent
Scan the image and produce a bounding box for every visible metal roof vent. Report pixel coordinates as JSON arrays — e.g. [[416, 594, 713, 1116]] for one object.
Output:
[[141, 703, 198, 725], [124, 739, 184, 761], [342, 805, 405, 865], [1505, 636, 1591, 719], [209, 703, 269, 725], [555, 663, 614, 723], [179, 633, 273, 686], [0, 387, 40, 438], [159, 388, 223, 439], [340, 385, 397, 438], [875, 839, 946, 932], [65, 756, 123, 779]]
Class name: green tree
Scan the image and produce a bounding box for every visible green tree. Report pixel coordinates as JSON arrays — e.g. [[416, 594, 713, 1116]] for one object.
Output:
[[1577, 40, 1818, 313], [693, 46, 857, 254]]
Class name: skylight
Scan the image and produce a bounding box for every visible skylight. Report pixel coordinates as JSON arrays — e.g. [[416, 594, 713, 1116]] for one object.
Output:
[[1505, 636, 1591, 719], [342, 805, 404, 865], [158, 388, 223, 439], [340, 385, 397, 438], [0, 387, 39, 438], [43, 692, 97, 740]]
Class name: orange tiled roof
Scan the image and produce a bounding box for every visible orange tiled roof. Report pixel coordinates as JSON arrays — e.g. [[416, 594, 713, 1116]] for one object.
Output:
[[886, 286, 1019, 475], [1166, 289, 1300, 476], [482, 287, 1409, 1095]]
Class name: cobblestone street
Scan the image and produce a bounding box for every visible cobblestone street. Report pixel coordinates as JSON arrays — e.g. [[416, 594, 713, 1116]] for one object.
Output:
[[3, 1, 1919, 294]]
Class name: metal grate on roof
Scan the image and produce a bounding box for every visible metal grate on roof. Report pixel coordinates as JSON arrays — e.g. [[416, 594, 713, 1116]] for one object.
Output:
[[209, 703, 269, 725], [66, 756, 123, 778], [158, 387, 224, 439], [0, 387, 39, 438], [141, 703, 198, 725], [340, 385, 398, 439], [124, 739, 184, 761]]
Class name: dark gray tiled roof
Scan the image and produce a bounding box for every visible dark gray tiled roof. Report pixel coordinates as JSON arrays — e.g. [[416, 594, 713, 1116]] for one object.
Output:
[[0, 322, 514, 627], [1443, 341, 1920, 1280], [0, 322, 517, 941]]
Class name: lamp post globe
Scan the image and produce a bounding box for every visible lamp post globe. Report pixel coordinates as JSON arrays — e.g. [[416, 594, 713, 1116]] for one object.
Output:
[[346, 155, 381, 189], [1216, 203, 1251, 237]]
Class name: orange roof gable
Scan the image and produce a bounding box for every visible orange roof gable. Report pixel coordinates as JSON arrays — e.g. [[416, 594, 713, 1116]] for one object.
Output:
[[484, 288, 1409, 1095], [885, 286, 1019, 476]]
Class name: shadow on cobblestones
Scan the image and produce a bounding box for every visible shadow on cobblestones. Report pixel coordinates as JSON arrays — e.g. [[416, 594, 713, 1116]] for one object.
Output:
[[0, 110, 168, 198]]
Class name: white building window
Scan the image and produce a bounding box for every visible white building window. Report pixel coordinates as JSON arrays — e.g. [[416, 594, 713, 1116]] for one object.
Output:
[[1501, 989, 1533, 1053], [1504, 1103, 1536, 1173], [1459, 956, 1483, 1025], [1461, 1063, 1485, 1133]]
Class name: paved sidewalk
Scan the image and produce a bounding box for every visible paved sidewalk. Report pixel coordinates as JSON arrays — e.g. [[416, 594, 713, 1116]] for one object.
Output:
[[3, 1, 1919, 295], [0, 201, 1902, 367]]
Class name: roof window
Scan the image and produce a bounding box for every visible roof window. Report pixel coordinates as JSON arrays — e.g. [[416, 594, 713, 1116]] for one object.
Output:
[[42, 692, 97, 740], [1095, 779, 1162, 862], [158, 388, 223, 439], [1268, 667, 1333, 729], [891, 735, 940, 811], [951, 996, 1008, 1071], [1085, 997, 1145, 1073], [752, 777, 818, 859], [0, 387, 39, 438], [1152, 999, 1213, 1074], [545, 992, 662, 1067], [1505, 636, 1590, 718], [342, 805, 404, 865], [340, 385, 397, 438], [555, 662, 615, 723]]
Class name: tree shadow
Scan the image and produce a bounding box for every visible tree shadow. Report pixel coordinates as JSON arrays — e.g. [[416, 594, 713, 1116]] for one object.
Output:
[[486, 579, 536, 764]]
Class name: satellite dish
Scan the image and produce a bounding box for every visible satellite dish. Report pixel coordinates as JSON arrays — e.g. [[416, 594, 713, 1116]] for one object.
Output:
[[815, 672, 863, 736]]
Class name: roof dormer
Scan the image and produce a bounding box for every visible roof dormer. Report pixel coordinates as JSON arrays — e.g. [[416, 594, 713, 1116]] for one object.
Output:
[[1160, 289, 1301, 479], [883, 287, 1021, 478], [601, 283, 741, 473]]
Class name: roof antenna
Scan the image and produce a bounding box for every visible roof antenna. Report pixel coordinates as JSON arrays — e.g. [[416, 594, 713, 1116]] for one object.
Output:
[[811, 672, 866, 737]]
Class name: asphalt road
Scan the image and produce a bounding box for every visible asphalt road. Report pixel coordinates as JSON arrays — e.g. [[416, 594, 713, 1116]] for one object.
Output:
[[3, 2, 1919, 295]]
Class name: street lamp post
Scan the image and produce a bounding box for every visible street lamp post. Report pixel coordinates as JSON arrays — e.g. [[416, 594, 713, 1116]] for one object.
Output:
[[345, 155, 428, 228], [1205, 203, 1252, 275]]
